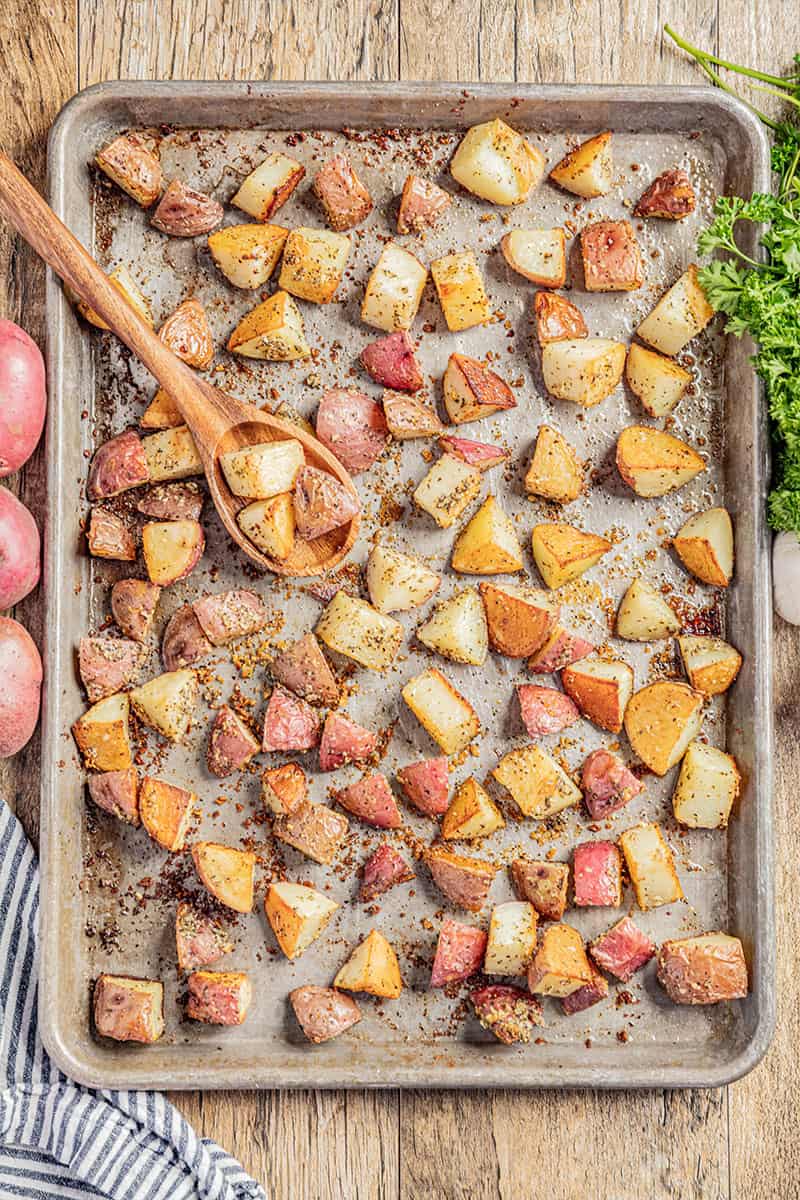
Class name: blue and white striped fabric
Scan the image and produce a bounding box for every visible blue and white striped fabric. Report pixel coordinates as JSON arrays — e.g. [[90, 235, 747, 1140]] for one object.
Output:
[[0, 800, 266, 1200]]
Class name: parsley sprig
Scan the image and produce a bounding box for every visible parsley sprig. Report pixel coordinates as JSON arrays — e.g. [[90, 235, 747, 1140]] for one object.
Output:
[[664, 27, 800, 530]]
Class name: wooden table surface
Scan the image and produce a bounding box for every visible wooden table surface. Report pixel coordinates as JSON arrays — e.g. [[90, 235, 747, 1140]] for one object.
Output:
[[1, 1, 794, 1196]]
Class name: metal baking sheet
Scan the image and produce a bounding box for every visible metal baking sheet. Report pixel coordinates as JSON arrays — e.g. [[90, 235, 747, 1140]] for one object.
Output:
[[40, 82, 774, 1090]]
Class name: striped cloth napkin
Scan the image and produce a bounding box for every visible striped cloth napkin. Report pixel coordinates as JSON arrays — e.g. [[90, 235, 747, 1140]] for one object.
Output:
[[0, 799, 266, 1200]]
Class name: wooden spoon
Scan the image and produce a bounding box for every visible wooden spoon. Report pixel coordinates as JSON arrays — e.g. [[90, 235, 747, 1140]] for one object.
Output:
[[0, 152, 361, 577]]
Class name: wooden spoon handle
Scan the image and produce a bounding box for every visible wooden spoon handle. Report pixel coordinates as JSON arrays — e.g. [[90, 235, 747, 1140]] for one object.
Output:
[[0, 152, 220, 436]]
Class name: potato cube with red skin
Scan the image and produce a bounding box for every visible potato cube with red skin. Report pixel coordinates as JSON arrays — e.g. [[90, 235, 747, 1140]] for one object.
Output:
[[175, 901, 233, 972], [136, 481, 204, 521], [656, 933, 748, 1004], [360, 331, 424, 392], [382, 390, 444, 439], [271, 632, 339, 707], [93, 974, 164, 1044], [591, 915, 655, 982], [293, 466, 360, 540], [290, 985, 362, 1044], [479, 582, 559, 658], [186, 971, 252, 1025], [426, 848, 496, 912], [151, 179, 223, 237], [573, 841, 622, 907], [192, 589, 269, 646], [561, 658, 633, 734], [88, 508, 136, 561], [88, 430, 150, 500], [517, 684, 579, 738], [207, 705, 259, 777], [470, 984, 543, 1044], [313, 153, 373, 230], [443, 353, 517, 425], [580, 219, 644, 292], [510, 858, 569, 922], [161, 604, 212, 672], [261, 761, 307, 815], [438, 436, 510, 471], [561, 966, 609, 1015], [397, 174, 452, 234], [581, 748, 644, 819], [87, 768, 139, 825], [262, 686, 321, 753], [139, 776, 196, 852], [95, 134, 162, 207], [319, 711, 376, 771], [337, 772, 401, 829], [231, 153, 305, 222], [111, 579, 161, 642], [634, 169, 696, 219], [430, 918, 487, 986], [527, 624, 594, 674], [396, 756, 449, 817], [315, 387, 388, 475], [78, 637, 140, 703], [273, 800, 348, 866], [360, 843, 414, 902], [158, 297, 214, 369], [533, 291, 588, 344]]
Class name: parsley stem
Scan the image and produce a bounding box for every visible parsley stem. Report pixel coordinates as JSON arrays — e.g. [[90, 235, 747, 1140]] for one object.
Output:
[[664, 26, 799, 90]]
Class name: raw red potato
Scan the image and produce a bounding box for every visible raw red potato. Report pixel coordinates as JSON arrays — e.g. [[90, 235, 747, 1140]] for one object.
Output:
[[151, 178, 223, 236], [261, 761, 308, 815], [93, 974, 164, 1044], [430, 918, 487, 986], [273, 800, 349, 865], [561, 967, 609, 1015], [95, 134, 163, 207], [136, 481, 204, 521], [0, 320, 47, 476], [270, 632, 339, 707], [319, 711, 377, 771], [360, 843, 415, 902], [87, 508, 136, 561], [360, 331, 424, 392], [527, 624, 594, 673], [442, 353, 517, 424], [426, 847, 496, 912], [186, 971, 252, 1025], [78, 636, 141, 702], [580, 219, 644, 292], [158, 298, 214, 369], [634, 169, 696, 219], [262, 686, 321, 753], [396, 755, 450, 817], [111, 579, 161, 642], [87, 767, 139, 824], [336, 772, 401, 829], [0, 617, 42, 758], [397, 174, 452, 234], [139, 776, 196, 852], [581, 748, 644, 819], [516, 684, 579, 738], [290, 985, 362, 1044], [438, 436, 509, 471], [470, 984, 543, 1044], [161, 604, 213, 671], [533, 291, 588, 344], [207, 705, 260, 777], [0, 488, 40, 608], [88, 430, 149, 500], [382, 390, 444, 439], [142, 519, 204, 585], [192, 588, 268, 645], [175, 901, 233, 971], [315, 387, 388, 474], [510, 857, 569, 921], [656, 933, 748, 1004], [591, 914, 655, 981], [313, 153, 373, 230], [293, 466, 360, 540], [573, 841, 623, 907]]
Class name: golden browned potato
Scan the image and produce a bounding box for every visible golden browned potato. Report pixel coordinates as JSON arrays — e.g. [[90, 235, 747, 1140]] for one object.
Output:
[[549, 131, 613, 198], [158, 298, 214, 369], [484, 901, 538, 975], [227, 291, 311, 360], [279, 227, 351, 304], [139, 776, 196, 852], [219, 439, 304, 500], [141, 426, 203, 482], [140, 389, 182, 430], [73, 265, 154, 330], [129, 668, 198, 741], [677, 635, 742, 697], [333, 930, 403, 998], [413, 453, 482, 529], [231, 152, 305, 221], [524, 425, 584, 503], [451, 495, 524, 575], [619, 823, 683, 909], [430, 251, 491, 332], [531, 521, 611, 589], [237, 494, 296, 560], [450, 119, 546, 205], [479, 581, 559, 658], [561, 658, 633, 733], [533, 291, 588, 344], [72, 692, 132, 772], [442, 353, 516, 425], [207, 223, 288, 289], [672, 740, 740, 829], [625, 342, 691, 418], [93, 975, 164, 1043], [616, 578, 681, 641], [365, 543, 441, 613], [442, 777, 504, 841], [264, 882, 339, 959], [492, 744, 581, 819], [95, 134, 162, 207], [142, 519, 204, 586], [527, 924, 593, 996], [541, 338, 626, 407], [192, 841, 255, 913], [401, 667, 481, 755], [416, 588, 488, 666], [657, 933, 748, 1004], [623, 680, 704, 775], [315, 590, 403, 672], [616, 425, 705, 498], [673, 507, 734, 586], [636, 264, 715, 356], [361, 242, 428, 332], [501, 228, 566, 287]]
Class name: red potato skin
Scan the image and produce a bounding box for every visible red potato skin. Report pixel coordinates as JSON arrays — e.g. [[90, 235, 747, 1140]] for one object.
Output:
[[360, 843, 414, 902], [207, 704, 260, 776], [397, 756, 450, 817], [315, 387, 388, 474], [88, 430, 150, 500], [186, 971, 251, 1025], [360, 332, 425, 392], [426, 849, 496, 912], [293, 466, 360, 540], [581, 748, 644, 819], [93, 975, 162, 1043], [151, 179, 223, 236], [87, 768, 139, 824], [192, 589, 268, 645], [270, 632, 339, 706], [175, 902, 233, 971], [0, 487, 40, 608], [158, 298, 214, 369], [78, 636, 140, 703], [273, 799, 349, 865], [87, 508, 137, 561], [510, 858, 569, 922], [319, 711, 377, 771], [516, 684, 580, 737], [592, 915, 655, 982], [290, 985, 361, 1043], [561, 967, 609, 1015], [111, 579, 161, 642], [438, 436, 509, 470], [397, 174, 452, 234], [313, 153, 373, 230], [533, 291, 588, 344], [0, 320, 46, 477], [656, 935, 748, 1004], [161, 604, 213, 671], [634, 169, 696, 219], [572, 841, 623, 907], [449, 355, 516, 413], [527, 625, 594, 674], [0, 617, 42, 758], [336, 772, 401, 829], [262, 761, 307, 813], [430, 918, 487, 986], [470, 984, 543, 1044], [262, 685, 321, 752], [136, 482, 204, 521], [580, 220, 644, 292]]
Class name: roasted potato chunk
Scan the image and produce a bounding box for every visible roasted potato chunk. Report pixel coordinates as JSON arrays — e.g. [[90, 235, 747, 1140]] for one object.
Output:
[[533, 291, 588, 344], [619, 823, 683, 910], [95, 134, 162, 207], [279, 227, 351, 304], [672, 740, 740, 829], [531, 521, 611, 589], [431, 251, 491, 332], [492, 744, 581, 819], [366, 543, 440, 614], [333, 929, 403, 998], [442, 777, 504, 841], [549, 131, 612, 198], [93, 974, 164, 1043], [450, 119, 545, 205], [151, 179, 223, 237], [637, 264, 715, 356], [111, 579, 161, 642], [561, 658, 633, 733], [231, 152, 305, 221], [192, 841, 255, 913], [624, 680, 704, 775], [541, 337, 626, 407], [313, 153, 373, 230], [451, 495, 524, 575], [413, 453, 482, 530], [616, 577, 681, 641], [227, 291, 310, 360], [657, 933, 748, 1004], [580, 219, 643, 291], [139, 776, 196, 851], [401, 667, 481, 755], [673, 506, 734, 587], [442, 353, 516, 424], [634, 168, 696, 219], [397, 173, 452, 234], [290, 985, 362, 1043], [678, 635, 742, 697], [524, 425, 584, 503], [625, 342, 691, 418], [501, 228, 566, 287], [316, 590, 403, 671], [265, 881, 339, 959], [207, 222, 288, 289], [527, 924, 593, 996], [73, 692, 132, 772], [129, 668, 198, 741], [616, 425, 705, 498], [479, 581, 558, 658], [361, 242, 427, 332], [416, 587, 488, 666]]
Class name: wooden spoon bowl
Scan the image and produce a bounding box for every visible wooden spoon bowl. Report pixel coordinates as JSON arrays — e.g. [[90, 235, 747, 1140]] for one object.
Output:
[[0, 152, 360, 577]]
